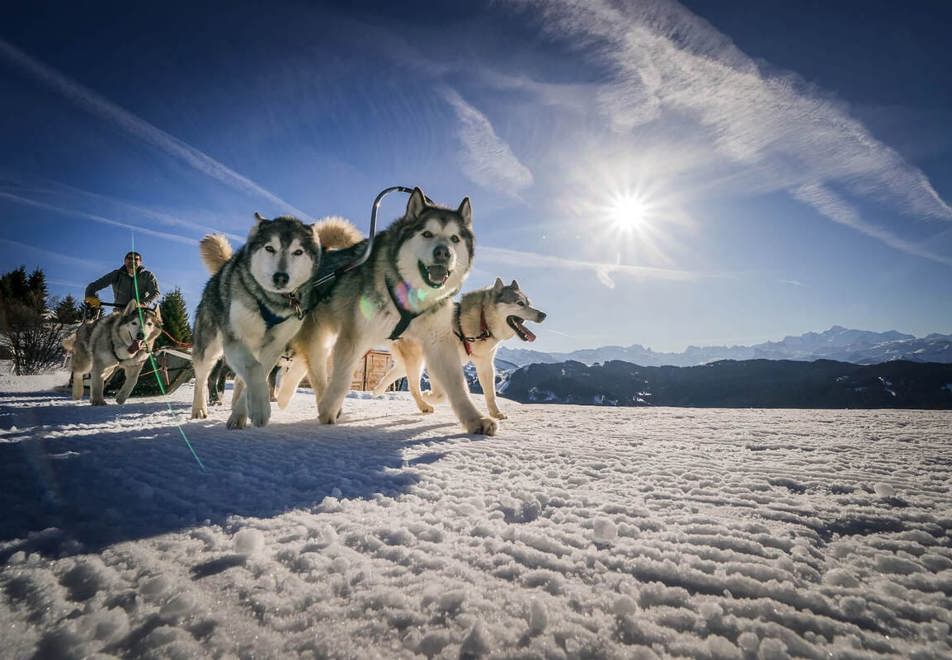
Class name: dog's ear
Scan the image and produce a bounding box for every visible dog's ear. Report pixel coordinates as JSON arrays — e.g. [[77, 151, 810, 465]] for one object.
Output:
[[406, 188, 427, 219], [457, 197, 472, 226], [310, 223, 322, 249], [248, 212, 268, 240], [510, 279, 520, 291], [123, 300, 139, 316], [493, 277, 504, 294], [254, 212, 268, 223]]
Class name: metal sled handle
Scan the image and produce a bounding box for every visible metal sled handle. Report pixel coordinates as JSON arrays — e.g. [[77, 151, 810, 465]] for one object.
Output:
[[311, 185, 431, 288]]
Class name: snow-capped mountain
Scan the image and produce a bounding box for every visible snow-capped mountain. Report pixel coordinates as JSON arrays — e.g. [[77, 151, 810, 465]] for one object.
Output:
[[498, 326, 952, 367]]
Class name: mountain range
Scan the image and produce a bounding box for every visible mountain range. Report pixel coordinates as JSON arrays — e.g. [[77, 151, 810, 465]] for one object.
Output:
[[497, 326, 952, 367]]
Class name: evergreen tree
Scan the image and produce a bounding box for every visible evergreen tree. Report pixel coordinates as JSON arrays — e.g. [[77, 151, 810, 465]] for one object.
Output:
[[54, 295, 83, 323], [27, 268, 48, 311], [156, 288, 191, 349], [0, 266, 30, 304]]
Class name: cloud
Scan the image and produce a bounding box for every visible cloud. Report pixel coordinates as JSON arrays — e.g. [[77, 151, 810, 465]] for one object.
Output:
[[442, 88, 534, 197], [0, 192, 199, 247], [0, 237, 108, 271], [792, 183, 952, 266], [0, 38, 311, 220], [510, 0, 952, 245], [479, 245, 705, 287]]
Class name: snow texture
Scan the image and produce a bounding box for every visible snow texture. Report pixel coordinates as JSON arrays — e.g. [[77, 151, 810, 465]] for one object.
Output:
[[1, 370, 951, 659]]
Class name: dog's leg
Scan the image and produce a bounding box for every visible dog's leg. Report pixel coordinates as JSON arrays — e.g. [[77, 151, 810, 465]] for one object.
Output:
[[89, 362, 108, 406], [372, 349, 405, 397], [115, 363, 144, 405], [317, 335, 363, 425], [422, 337, 496, 435], [474, 355, 505, 419], [224, 342, 274, 428], [305, 340, 331, 410], [191, 337, 222, 420], [71, 369, 85, 400], [402, 345, 434, 414], [276, 354, 308, 410], [228, 376, 248, 429]]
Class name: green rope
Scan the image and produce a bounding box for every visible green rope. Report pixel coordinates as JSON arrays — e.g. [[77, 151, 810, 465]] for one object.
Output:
[[131, 235, 206, 471]]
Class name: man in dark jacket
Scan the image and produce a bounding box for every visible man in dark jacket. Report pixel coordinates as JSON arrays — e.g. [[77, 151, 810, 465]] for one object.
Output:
[[85, 251, 161, 311]]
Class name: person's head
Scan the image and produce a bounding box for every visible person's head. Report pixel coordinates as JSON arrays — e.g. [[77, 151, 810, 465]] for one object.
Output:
[[124, 251, 142, 271]]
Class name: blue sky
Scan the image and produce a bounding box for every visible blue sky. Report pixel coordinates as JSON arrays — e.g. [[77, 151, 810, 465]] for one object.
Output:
[[1, 0, 950, 353]]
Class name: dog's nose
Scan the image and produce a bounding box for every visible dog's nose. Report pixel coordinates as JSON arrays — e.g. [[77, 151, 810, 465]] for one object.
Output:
[[273, 272, 289, 288], [433, 244, 451, 263], [537, 312, 547, 322], [136, 332, 145, 341]]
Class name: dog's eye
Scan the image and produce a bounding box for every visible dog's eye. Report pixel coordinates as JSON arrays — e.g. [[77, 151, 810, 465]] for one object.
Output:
[[422, 230, 434, 239], [292, 249, 304, 256], [518, 301, 526, 307], [450, 235, 460, 244], [265, 245, 276, 254]]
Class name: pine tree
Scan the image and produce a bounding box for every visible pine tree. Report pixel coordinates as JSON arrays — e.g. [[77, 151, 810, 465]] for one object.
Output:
[[55, 295, 83, 323], [156, 288, 192, 349], [27, 268, 48, 312], [0, 266, 30, 304]]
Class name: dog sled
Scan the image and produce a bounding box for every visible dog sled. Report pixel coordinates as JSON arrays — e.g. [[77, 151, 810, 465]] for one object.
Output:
[[77, 185, 416, 399]]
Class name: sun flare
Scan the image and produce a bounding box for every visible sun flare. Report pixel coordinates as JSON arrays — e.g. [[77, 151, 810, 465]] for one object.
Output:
[[608, 193, 649, 230]]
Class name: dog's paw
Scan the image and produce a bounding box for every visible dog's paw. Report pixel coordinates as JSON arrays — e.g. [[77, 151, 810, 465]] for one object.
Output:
[[191, 407, 208, 420], [490, 409, 508, 420], [463, 416, 497, 436], [249, 407, 271, 428], [226, 413, 248, 430], [417, 402, 435, 414], [90, 399, 107, 406], [116, 395, 128, 405]]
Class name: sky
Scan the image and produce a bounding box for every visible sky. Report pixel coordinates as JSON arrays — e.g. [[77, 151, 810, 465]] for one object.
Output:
[[1, 0, 950, 353]]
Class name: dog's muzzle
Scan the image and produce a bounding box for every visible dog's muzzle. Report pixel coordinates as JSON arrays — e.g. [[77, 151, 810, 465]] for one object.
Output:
[[272, 272, 289, 289]]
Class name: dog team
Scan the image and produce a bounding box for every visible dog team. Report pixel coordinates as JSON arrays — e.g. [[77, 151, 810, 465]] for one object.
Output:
[[65, 187, 546, 436]]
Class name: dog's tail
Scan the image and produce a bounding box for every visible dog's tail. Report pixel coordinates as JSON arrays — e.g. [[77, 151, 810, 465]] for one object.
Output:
[[316, 216, 363, 251], [199, 234, 233, 274]]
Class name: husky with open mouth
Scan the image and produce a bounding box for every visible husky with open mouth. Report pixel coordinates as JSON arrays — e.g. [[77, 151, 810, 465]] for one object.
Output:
[[275, 187, 497, 435], [373, 278, 545, 419], [64, 300, 163, 405]]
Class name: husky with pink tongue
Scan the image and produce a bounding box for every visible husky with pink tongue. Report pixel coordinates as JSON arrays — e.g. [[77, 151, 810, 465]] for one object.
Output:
[[64, 300, 163, 405]]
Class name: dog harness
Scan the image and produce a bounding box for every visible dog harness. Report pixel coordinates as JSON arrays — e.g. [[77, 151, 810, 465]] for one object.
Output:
[[454, 303, 492, 356], [386, 278, 425, 340], [257, 291, 304, 330]]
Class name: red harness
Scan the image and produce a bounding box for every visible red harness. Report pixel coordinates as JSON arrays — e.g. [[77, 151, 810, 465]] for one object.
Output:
[[453, 303, 492, 356]]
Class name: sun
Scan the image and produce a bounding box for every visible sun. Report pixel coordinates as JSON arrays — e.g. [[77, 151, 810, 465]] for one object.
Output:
[[608, 193, 649, 230]]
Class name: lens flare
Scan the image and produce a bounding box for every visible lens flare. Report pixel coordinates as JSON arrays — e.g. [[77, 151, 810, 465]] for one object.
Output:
[[609, 193, 649, 230]]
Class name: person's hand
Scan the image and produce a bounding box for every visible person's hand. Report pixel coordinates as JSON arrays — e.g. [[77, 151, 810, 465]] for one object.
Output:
[[85, 296, 101, 308]]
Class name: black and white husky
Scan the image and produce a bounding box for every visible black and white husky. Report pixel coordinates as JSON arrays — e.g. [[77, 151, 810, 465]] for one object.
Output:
[[190, 214, 323, 429], [275, 187, 497, 435], [64, 301, 163, 405], [373, 278, 546, 419]]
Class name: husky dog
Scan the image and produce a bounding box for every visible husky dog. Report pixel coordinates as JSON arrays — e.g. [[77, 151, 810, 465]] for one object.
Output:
[[275, 187, 497, 435], [64, 301, 163, 405], [195, 217, 360, 413], [191, 214, 323, 429], [373, 278, 545, 418]]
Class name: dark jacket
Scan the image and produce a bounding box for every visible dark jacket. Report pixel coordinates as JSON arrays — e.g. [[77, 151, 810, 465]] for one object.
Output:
[[85, 266, 161, 307]]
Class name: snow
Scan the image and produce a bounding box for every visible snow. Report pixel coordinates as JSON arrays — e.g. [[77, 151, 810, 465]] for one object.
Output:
[[2, 372, 952, 658]]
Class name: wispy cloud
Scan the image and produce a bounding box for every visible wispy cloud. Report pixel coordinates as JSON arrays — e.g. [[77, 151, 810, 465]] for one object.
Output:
[[511, 0, 952, 246], [0, 38, 311, 220], [0, 237, 108, 271], [479, 245, 705, 287], [0, 178, 246, 243], [792, 183, 952, 266], [442, 88, 534, 197], [0, 192, 199, 247]]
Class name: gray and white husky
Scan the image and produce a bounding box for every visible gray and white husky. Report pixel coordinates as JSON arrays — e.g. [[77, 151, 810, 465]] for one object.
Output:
[[64, 301, 163, 405], [191, 214, 324, 429], [372, 278, 545, 419], [275, 187, 497, 435]]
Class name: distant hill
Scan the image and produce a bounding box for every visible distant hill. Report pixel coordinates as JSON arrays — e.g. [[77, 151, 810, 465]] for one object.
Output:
[[500, 359, 952, 409], [497, 326, 952, 367]]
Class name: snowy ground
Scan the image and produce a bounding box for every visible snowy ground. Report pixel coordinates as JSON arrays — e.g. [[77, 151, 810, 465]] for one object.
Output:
[[1, 371, 951, 659]]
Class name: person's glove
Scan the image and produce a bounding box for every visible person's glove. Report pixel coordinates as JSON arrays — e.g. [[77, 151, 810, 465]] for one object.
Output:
[[85, 296, 101, 308]]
